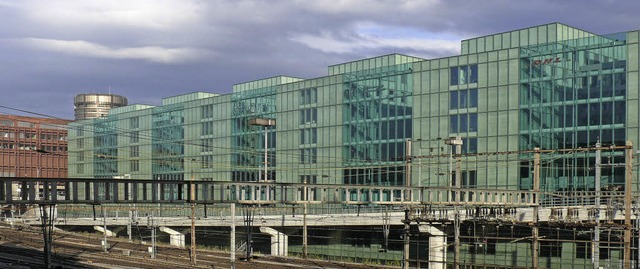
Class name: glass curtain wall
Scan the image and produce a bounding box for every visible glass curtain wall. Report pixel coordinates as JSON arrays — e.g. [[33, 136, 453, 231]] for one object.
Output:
[[151, 105, 185, 181], [231, 87, 276, 182], [342, 64, 413, 188], [519, 33, 627, 192], [93, 119, 118, 178]]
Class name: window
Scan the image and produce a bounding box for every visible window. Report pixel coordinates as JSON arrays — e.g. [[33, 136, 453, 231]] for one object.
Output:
[[300, 148, 317, 164], [450, 64, 478, 85], [450, 113, 477, 133], [450, 115, 458, 133], [460, 114, 469, 132], [300, 128, 317, 144], [130, 160, 139, 172], [76, 163, 84, 174], [1, 142, 13, 149], [201, 155, 214, 169], [450, 67, 459, 86], [201, 105, 214, 118], [19, 132, 36, 139], [202, 138, 214, 152], [614, 101, 625, 124], [77, 138, 84, 149], [300, 87, 318, 105], [202, 121, 214, 135], [130, 146, 139, 158], [130, 131, 139, 143], [300, 108, 317, 125], [130, 117, 139, 129], [469, 114, 477, 132], [469, 65, 478, 83], [450, 89, 478, 110], [462, 137, 478, 154], [450, 91, 459, 109], [17, 121, 34, 128], [469, 89, 478, 107], [77, 152, 84, 162], [300, 175, 318, 184], [462, 170, 477, 187]]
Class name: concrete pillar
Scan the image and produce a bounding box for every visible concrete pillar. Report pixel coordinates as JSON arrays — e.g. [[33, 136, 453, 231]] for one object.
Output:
[[419, 225, 447, 269], [159, 226, 186, 248], [259, 227, 288, 256], [93, 226, 116, 237]]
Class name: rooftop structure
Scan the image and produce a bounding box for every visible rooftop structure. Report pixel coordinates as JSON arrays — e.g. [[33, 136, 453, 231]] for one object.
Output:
[[73, 93, 128, 120]]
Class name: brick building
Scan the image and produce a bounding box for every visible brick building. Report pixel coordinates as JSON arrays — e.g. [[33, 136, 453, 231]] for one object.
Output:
[[0, 114, 71, 179]]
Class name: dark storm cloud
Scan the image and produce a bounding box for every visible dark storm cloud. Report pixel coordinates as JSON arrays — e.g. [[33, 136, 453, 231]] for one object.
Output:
[[1, 0, 639, 119]]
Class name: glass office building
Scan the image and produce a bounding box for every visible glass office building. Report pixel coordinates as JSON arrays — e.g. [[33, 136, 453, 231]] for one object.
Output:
[[67, 23, 640, 267]]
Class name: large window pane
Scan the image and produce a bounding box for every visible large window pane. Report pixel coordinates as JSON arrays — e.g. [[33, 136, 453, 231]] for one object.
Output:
[[460, 89, 469, 108], [469, 64, 478, 83], [614, 72, 626, 96], [450, 91, 458, 109], [589, 103, 600, 125], [614, 101, 625, 124], [459, 65, 468, 84], [577, 104, 588, 126], [460, 114, 468, 132], [469, 89, 478, 108], [469, 138, 477, 153], [469, 113, 478, 132], [450, 67, 459, 85], [450, 115, 458, 133], [601, 102, 613, 125], [565, 106, 574, 127]]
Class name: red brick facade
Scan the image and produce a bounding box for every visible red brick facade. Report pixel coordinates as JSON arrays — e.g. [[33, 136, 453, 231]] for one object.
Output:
[[0, 114, 71, 178]]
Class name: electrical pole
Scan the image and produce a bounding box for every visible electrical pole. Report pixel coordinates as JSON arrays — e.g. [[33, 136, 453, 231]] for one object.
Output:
[[230, 203, 236, 269], [623, 141, 633, 269], [190, 171, 196, 265], [406, 139, 412, 201], [303, 178, 308, 258], [454, 139, 461, 269], [151, 214, 156, 259], [128, 209, 132, 243], [402, 208, 410, 269], [445, 136, 463, 269], [532, 147, 540, 269], [103, 206, 108, 253], [594, 141, 601, 269], [264, 126, 268, 183], [40, 204, 53, 269]]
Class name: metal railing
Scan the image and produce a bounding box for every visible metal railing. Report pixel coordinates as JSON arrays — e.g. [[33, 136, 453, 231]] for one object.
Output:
[[0, 177, 546, 207]]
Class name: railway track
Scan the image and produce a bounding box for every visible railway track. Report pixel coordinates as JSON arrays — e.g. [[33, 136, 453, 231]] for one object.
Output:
[[0, 223, 391, 269]]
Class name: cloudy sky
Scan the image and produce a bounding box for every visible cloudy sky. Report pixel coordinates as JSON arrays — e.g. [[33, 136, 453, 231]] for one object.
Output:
[[1, 0, 639, 119]]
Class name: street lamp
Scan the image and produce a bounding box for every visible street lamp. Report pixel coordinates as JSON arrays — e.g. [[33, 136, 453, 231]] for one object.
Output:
[[248, 118, 276, 182]]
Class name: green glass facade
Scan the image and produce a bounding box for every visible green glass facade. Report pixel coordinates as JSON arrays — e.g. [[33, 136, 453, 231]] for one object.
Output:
[[519, 33, 628, 192], [67, 23, 640, 267]]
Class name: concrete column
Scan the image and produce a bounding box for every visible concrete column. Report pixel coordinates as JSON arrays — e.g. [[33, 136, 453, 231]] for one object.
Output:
[[93, 226, 116, 237], [259, 227, 288, 256], [159, 227, 186, 248], [419, 225, 447, 269]]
